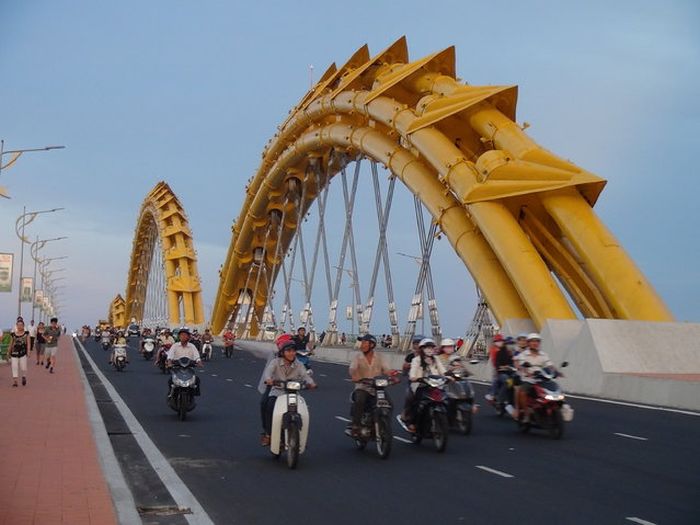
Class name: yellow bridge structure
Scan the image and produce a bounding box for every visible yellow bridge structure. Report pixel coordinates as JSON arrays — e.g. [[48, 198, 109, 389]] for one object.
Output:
[[115, 38, 673, 338]]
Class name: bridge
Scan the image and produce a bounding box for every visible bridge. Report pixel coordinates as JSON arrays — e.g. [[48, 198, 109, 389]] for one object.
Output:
[[4, 37, 697, 525]]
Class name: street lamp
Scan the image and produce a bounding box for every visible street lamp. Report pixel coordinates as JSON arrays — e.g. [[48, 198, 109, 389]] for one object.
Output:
[[0, 140, 65, 198], [29, 238, 68, 321], [333, 265, 361, 337], [14, 208, 65, 317]]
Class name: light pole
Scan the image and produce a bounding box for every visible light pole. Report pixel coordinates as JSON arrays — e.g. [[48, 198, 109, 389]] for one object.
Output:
[[14, 209, 65, 317], [396, 252, 427, 335], [30, 246, 67, 322], [333, 265, 360, 337], [0, 140, 65, 199]]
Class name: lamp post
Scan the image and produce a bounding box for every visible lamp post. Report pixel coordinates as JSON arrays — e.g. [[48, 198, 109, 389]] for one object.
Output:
[[14, 209, 65, 317], [30, 238, 67, 321], [0, 140, 65, 199], [333, 265, 360, 337], [396, 252, 427, 335]]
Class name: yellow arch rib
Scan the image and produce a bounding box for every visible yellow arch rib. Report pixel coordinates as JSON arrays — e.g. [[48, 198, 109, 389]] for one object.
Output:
[[212, 38, 673, 333], [125, 181, 204, 328]]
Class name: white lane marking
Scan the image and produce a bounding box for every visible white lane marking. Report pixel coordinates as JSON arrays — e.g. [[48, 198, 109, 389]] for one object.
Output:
[[319, 373, 327, 377], [469, 379, 699, 417], [75, 340, 214, 525], [343, 378, 352, 382], [393, 436, 412, 444], [475, 465, 515, 478], [626, 517, 657, 525], [335, 416, 351, 422], [614, 432, 648, 441], [226, 378, 233, 382], [211, 374, 218, 377], [244, 384, 253, 388], [178, 434, 191, 438]]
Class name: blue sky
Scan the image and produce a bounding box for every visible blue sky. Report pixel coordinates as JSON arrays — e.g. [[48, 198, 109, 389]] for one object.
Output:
[[1, 0, 698, 332]]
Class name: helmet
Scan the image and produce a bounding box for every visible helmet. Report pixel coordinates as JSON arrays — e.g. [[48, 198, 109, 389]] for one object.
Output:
[[178, 327, 191, 335], [527, 332, 541, 341], [440, 338, 456, 347], [517, 332, 528, 340], [504, 336, 515, 345], [357, 334, 377, 345], [275, 333, 296, 355], [418, 338, 436, 348], [493, 333, 505, 342], [412, 334, 426, 344], [192, 328, 199, 334]]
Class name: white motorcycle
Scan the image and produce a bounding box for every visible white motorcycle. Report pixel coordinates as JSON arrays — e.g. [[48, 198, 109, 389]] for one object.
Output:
[[201, 342, 212, 361], [269, 380, 311, 469], [113, 344, 128, 372], [142, 337, 156, 360]]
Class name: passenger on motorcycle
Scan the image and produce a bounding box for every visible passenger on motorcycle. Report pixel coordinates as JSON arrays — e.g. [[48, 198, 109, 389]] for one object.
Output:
[[402, 338, 447, 432], [259, 337, 316, 446], [402, 334, 425, 374], [515, 333, 528, 357], [166, 327, 202, 396], [485, 334, 505, 401], [514, 333, 558, 421], [349, 334, 392, 437], [292, 326, 310, 351], [437, 338, 461, 369]]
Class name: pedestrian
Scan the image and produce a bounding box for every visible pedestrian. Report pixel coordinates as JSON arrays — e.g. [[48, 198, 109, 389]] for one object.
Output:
[[10, 319, 30, 387], [340, 332, 347, 345], [35, 321, 46, 365], [28, 319, 37, 353], [44, 317, 61, 373]]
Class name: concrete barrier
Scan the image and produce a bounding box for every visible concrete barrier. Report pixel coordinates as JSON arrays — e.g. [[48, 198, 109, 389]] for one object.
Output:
[[232, 319, 700, 411]]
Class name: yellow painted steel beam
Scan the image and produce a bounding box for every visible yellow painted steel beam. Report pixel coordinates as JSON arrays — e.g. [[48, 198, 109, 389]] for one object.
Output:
[[212, 38, 673, 334], [125, 181, 204, 328]]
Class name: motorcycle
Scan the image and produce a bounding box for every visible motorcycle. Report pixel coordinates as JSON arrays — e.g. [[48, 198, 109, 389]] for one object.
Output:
[[94, 329, 101, 342], [112, 344, 128, 372], [296, 348, 313, 374], [157, 344, 171, 374], [142, 337, 156, 360], [345, 375, 398, 459], [100, 335, 112, 351], [269, 380, 310, 469], [517, 362, 574, 439], [223, 341, 234, 358], [167, 356, 198, 421], [201, 342, 212, 361], [445, 368, 476, 435], [492, 366, 518, 417], [399, 375, 450, 452]]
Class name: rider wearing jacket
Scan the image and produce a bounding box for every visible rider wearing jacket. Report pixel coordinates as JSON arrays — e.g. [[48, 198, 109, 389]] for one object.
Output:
[[402, 338, 446, 431], [348, 334, 390, 436], [514, 333, 555, 421], [259, 337, 315, 446]]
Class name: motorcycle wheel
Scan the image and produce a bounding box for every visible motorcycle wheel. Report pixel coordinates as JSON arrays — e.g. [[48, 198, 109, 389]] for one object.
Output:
[[432, 412, 449, 453], [286, 423, 300, 470], [354, 438, 367, 451], [548, 408, 564, 440], [177, 392, 187, 421], [456, 408, 472, 435], [375, 416, 392, 459]]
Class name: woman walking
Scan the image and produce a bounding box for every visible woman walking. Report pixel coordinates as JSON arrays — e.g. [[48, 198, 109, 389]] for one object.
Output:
[[10, 319, 30, 387], [35, 321, 46, 366]]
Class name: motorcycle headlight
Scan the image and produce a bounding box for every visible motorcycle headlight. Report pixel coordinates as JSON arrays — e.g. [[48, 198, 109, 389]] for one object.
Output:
[[286, 381, 301, 391], [544, 394, 565, 401], [374, 378, 389, 387]]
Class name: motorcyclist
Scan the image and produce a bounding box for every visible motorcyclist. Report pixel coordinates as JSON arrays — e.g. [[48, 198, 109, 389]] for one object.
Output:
[[348, 334, 392, 437], [109, 330, 128, 365], [515, 333, 528, 357], [293, 326, 310, 351], [223, 327, 235, 354], [514, 333, 557, 422], [437, 338, 461, 369], [493, 336, 516, 413], [201, 329, 214, 344], [485, 334, 505, 401], [259, 336, 316, 446], [155, 329, 175, 367], [402, 338, 447, 432], [166, 327, 202, 396], [402, 334, 425, 374]]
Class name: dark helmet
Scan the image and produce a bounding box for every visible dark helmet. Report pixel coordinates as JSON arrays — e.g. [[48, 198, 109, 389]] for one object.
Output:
[[358, 333, 377, 346], [178, 326, 191, 336], [412, 334, 425, 344]]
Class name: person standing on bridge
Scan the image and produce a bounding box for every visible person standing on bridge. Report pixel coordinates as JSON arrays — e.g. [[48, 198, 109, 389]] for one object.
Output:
[[34, 322, 46, 366], [28, 319, 37, 354], [44, 317, 61, 374]]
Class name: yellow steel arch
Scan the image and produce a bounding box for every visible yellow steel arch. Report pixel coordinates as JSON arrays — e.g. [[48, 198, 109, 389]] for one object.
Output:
[[108, 294, 126, 329], [211, 37, 673, 334], [125, 181, 204, 328]]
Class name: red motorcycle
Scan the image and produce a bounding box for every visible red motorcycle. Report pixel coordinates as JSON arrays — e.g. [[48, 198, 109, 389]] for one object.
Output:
[[517, 363, 574, 439]]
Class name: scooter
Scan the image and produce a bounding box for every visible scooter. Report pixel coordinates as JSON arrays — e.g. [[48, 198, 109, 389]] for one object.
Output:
[[167, 356, 198, 421], [398, 375, 450, 453], [100, 335, 112, 351], [157, 344, 171, 374], [492, 366, 518, 417], [445, 368, 476, 435], [224, 342, 234, 358], [345, 375, 399, 459], [142, 337, 156, 360], [201, 342, 212, 361], [517, 362, 574, 439], [269, 380, 310, 469], [113, 344, 128, 372]]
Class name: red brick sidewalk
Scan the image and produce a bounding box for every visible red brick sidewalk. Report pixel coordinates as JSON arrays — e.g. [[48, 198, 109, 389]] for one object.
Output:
[[0, 336, 118, 525]]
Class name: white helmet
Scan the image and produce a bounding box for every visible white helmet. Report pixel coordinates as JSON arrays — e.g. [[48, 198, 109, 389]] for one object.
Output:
[[527, 332, 541, 341], [418, 338, 436, 348], [440, 338, 456, 347]]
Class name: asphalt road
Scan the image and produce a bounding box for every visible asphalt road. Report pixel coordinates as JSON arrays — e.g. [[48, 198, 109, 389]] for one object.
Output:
[[79, 339, 700, 525]]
